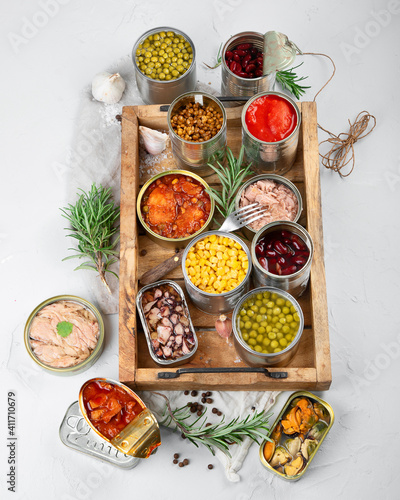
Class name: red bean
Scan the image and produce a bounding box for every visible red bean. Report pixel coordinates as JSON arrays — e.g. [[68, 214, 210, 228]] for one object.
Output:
[[281, 265, 298, 275], [237, 50, 247, 57], [245, 64, 256, 74], [233, 54, 240, 62], [255, 243, 264, 256], [256, 56, 264, 66], [232, 50, 239, 56], [230, 61, 239, 72], [266, 249, 277, 257], [278, 256, 286, 266], [237, 71, 248, 78], [281, 230, 292, 239], [259, 257, 268, 270], [293, 256, 307, 266], [255, 69, 263, 77], [273, 241, 288, 254], [250, 47, 258, 56], [242, 54, 251, 67], [225, 51, 233, 60], [237, 43, 252, 50], [247, 72, 254, 78]]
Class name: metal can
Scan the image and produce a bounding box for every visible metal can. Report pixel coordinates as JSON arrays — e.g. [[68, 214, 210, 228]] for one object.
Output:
[[242, 91, 301, 175], [136, 280, 198, 367], [24, 295, 104, 376], [234, 173, 303, 241], [260, 391, 334, 481], [182, 231, 252, 314], [251, 221, 313, 298], [232, 287, 304, 367], [132, 27, 197, 105], [136, 170, 215, 250], [221, 31, 275, 97], [167, 92, 227, 176], [60, 401, 140, 469], [79, 378, 161, 459]]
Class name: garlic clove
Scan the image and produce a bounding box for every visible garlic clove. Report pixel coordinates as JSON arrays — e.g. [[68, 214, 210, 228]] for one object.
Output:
[[92, 72, 126, 104], [215, 314, 232, 339], [139, 126, 169, 155]]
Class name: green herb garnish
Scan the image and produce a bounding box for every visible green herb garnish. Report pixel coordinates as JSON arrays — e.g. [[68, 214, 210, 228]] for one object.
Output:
[[155, 392, 272, 457], [61, 184, 120, 294], [276, 63, 310, 99], [203, 43, 223, 69], [56, 321, 73, 338], [206, 146, 253, 220]]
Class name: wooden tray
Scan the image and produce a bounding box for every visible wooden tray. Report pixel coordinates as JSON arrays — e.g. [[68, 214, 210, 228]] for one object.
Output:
[[119, 102, 331, 391]]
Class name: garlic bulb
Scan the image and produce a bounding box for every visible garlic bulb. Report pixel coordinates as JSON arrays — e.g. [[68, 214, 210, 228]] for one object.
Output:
[[139, 126, 169, 155], [215, 315, 232, 339], [92, 72, 126, 104]]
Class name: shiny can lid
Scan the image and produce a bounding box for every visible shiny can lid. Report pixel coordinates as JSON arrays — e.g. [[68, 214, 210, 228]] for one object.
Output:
[[263, 31, 300, 74], [59, 401, 140, 469]]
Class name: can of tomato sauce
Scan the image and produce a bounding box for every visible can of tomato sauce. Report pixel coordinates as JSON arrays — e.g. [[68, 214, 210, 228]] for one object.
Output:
[[242, 91, 301, 175], [79, 378, 161, 459]]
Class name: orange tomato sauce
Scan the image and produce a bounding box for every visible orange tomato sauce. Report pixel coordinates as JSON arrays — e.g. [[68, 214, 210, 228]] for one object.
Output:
[[141, 174, 211, 239]]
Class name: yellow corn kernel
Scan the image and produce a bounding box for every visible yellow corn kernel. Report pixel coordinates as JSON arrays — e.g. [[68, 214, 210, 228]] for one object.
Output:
[[188, 252, 195, 261], [234, 242, 242, 250], [209, 234, 217, 242], [189, 246, 195, 253], [199, 258, 205, 266], [188, 267, 196, 276], [204, 250, 211, 258], [224, 266, 230, 274], [196, 241, 205, 250], [194, 278, 201, 287], [208, 275, 216, 285], [210, 249, 216, 256], [210, 256, 218, 264], [216, 251, 223, 259], [194, 265, 200, 273], [216, 268, 225, 277], [228, 248, 237, 257], [172, 178, 179, 184]]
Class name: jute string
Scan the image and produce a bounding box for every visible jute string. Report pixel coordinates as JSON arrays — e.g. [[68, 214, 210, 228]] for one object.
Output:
[[300, 51, 376, 177]]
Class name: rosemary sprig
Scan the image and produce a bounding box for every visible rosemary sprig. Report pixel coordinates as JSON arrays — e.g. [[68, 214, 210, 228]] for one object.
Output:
[[203, 43, 223, 69], [60, 184, 120, 293], [276, 62, 310, 99], [206, 146, 253, 220], [155, 392, 272, 457]]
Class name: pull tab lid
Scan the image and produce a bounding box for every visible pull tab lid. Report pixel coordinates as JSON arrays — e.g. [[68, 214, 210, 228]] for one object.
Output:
[[263, 31, 300, 74]]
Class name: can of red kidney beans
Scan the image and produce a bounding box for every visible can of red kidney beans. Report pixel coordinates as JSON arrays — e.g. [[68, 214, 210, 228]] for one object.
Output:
[[221, 31, 276, 97], [242, 91, 301, 175]]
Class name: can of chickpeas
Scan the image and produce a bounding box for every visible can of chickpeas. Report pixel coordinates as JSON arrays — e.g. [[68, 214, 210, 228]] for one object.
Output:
[[182, 231, 252, 314], [167, 92, 227, 177]]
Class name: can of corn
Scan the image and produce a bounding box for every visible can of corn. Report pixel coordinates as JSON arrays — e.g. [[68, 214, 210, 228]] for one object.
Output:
[[182, 231, 252, 314]]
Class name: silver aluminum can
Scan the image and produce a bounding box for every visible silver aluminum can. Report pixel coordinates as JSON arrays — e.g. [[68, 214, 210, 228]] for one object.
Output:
[[242, 91, 301, 175], [232, 287, 304, 367], [136, 280, 198, 367], [182, 231, 252, 314], [221, 31, 275, 97], [167, 92, 227, 176], [234, 173, 303, 241], [251, 221, 313, 298], [132, 27, 197, 105]]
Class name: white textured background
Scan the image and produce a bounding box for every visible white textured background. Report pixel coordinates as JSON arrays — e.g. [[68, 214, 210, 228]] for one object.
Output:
[[1, 0, 399, 498]]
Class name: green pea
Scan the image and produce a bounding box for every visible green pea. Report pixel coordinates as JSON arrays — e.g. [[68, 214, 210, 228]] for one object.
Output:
[[242, 333, 249, 341], [279, 338, 288, 347], [270, 340, 279, 349], [258, 326, 266, 334], [263, 338, 271, 347], [268, 332, 276, 340], [248, 338, 256, 346], [240, 309, 246, 316], [254, 345, 262, 352], [273, 307, 281, 315], [244, 321, 252, 330], [282, 307, 290, 314], [273, 347, 282, 353], [259, 307, 267, 315], [250, 330, 257, 338], [256, 334, 264, 343], [276, 298, 285, 307]]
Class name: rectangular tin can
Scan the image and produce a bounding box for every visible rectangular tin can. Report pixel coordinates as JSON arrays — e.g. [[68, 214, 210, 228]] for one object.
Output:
[[136, 280, 198, 366], [60, 401, 140, 469], [259, 391, 334, 481]]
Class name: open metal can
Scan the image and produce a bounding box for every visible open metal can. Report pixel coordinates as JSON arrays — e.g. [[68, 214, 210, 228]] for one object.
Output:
[[132, 27, 197, 105], [260, 391, 334, 481], [136, 170, 215, 250], [136, 280, 198, 367], [79, 378, 161, 459], [167, 92, 227, 176], [234, 173, 303, 241], [242, 91, 301, 175], [251, 221, 313, 298], [182, 231, 252, 314], [221, 31, 275, 97]]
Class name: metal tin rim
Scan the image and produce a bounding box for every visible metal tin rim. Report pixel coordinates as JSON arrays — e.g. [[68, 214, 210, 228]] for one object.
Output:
[[182, 230, 252, 297], [167, 91, 227, 145], [232, 286, 304, 359], [136, 170, 215, 244], [24, 295, 104, 373], [234, 173, 303, 234], [251, 221, 314, 280], [136, 280, 198, 366], [132, 26, 196, 85], [78, 377, 155, 444], [221, 31, 265, 81], [259, 390, 335, 480], [241, 91, 301, 145]]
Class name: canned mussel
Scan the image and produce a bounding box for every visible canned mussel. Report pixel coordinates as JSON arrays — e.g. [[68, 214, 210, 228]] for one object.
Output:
[[260, 391, 334, 480], [79, 378, 161, 459], [136, 280, 198, 367]]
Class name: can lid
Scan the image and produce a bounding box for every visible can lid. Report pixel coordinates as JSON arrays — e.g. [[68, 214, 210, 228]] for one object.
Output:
[[263, 31, 300, 74], [59, 401, 140, 469]]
